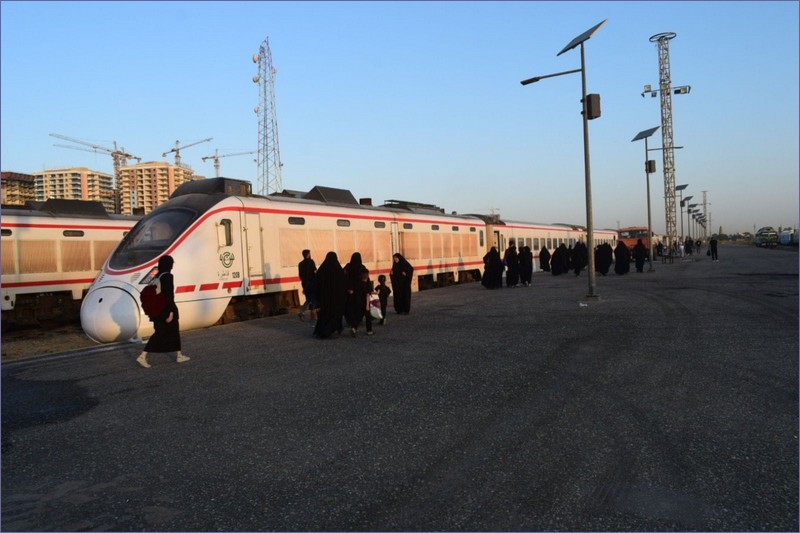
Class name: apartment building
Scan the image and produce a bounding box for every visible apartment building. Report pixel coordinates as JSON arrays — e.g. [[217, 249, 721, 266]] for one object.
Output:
[[1, 172, 37, 205], [118, 161, 203, 215], [34, 167, 115, 213]]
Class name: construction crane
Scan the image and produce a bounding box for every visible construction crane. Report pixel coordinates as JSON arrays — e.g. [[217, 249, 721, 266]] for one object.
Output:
[[51, 133, 141, 214], [201, 149, 256, 177], [50, 133, 141, 170], [162, 138, 212, 167]]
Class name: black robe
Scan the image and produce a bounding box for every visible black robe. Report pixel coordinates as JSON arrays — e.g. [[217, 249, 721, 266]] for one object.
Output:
[[144, 258, 181, 353], [539, 247, 551, 272], [391, 254, 414, 314], [313, 252, 346, 338], [594, 243, 613, 275], [551, 244, 569, 276], [614, 242, 631, 275], [503, 245, 519, 287], [343, 253, 368, 328], [572, 242, 588, 276], [518, 246, 534, 285], [482, 247, 503, 289], [633, 241, 648, 272]]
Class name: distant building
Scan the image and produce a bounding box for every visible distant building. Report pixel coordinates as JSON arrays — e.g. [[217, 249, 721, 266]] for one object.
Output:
[[117, 161, 204, 215], [34, 167, 115, 213], [1, 172, 37, 205]]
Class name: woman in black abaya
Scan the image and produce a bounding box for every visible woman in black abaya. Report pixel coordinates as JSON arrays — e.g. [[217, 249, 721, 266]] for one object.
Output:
[[391, 253, 414, 314], [136, 255, 189, 368], [614, 241, 631, 275], [313, 251, 346, 338], [539, 246, 551, 272], [343, 252, 369, 336], [518, 246, 534, 286], [482, 247, 503, 289]]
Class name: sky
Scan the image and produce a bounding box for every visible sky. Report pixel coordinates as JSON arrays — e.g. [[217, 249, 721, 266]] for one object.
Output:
[[2, 1, 798, 235]]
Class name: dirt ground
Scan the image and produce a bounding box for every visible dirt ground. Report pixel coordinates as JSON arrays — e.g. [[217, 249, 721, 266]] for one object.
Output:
[[1, 323, 98, 362]]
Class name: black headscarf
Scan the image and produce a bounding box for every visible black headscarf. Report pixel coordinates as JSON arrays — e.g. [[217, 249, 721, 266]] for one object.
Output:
[[157, 255, 174, 274], [344, 252, 364, 291]]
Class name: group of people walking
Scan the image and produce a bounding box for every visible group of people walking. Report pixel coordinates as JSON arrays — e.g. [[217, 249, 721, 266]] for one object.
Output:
[[298, 250, 414, 339], [481, 240, 535, 289], [481, 236, 713, 287]]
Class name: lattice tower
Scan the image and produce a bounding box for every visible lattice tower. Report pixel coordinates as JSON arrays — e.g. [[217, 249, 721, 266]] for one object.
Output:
[[650, 32, 679, 248], [254, 38, 282, 195]]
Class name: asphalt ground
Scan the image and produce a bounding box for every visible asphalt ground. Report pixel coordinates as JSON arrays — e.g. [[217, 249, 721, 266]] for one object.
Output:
[[2, 245, 797, 532]]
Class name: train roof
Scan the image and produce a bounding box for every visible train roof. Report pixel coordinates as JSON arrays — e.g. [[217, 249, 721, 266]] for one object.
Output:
[[176, 177, 474, 220], [1, 199, 137, 221]]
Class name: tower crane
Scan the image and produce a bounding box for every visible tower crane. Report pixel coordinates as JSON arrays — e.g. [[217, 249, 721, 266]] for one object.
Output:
[[50, 133, 141, 170], [162, 138, 212, 167], [50, 133, 141, 214], [201, 149, 256, 177]]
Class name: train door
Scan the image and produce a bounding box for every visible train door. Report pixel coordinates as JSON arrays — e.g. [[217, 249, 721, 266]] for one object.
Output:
[[494, 230, 502, 251], [391, 222, 400, 254], [244, 212, 264, 290]]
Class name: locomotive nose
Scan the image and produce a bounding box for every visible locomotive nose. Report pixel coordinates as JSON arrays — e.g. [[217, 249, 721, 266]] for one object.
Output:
[[80, 285, 141, 343]]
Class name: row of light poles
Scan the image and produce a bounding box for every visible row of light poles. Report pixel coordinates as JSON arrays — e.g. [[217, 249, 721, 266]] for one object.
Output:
[[630, 133, 706, 269], [519, 20, 707, 291]]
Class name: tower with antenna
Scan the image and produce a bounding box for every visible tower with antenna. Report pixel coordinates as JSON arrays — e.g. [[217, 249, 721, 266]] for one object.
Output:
[[644, 32, 690, 249], [252, 37, 282, 195]]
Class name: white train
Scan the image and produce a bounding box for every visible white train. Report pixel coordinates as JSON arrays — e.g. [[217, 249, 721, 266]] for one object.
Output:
[[1, 200, 138, 328], [80, 178, 617, 344]]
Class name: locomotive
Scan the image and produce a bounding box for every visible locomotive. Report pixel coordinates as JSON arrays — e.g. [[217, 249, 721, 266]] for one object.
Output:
[[1, 199, 138, 329], [80, 178, 617, 344]]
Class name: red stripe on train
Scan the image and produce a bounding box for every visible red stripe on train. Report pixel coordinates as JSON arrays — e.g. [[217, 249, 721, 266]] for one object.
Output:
[[1, 278, 96, 288]]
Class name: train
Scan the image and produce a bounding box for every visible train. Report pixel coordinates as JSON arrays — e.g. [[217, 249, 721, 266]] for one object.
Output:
[[754, 227, 779, 248], [1, 199, 139, 329], [79, 177, 617, 344], [779, 229, 797, 246]]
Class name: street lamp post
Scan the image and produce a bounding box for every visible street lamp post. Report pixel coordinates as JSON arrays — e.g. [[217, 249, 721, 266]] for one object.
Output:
[[676, 184, 688, 243], [687, 203, 699, 240], [521, 19, 607, 298], [686, 208, 693, 240], [681, 195, 693, 240], [632, 126, 660, 272]]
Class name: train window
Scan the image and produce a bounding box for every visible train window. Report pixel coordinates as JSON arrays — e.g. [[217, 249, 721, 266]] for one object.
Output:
[[534, 238, 540, 249], [288, 217, 305, 225], [452, 226, 459, 232], [218, 219, 233, 247], [403, 223, 413, 230], [1, 229, 11, 237], [431, 225, 439, 231], [63, 230, 85, 237], [110, 207, 196, 269], [374, 221, 386, 229], [479, 230, 484, 247], [337, 219, 351, 227], [547, 238, 552, 249], [470, 227, 476, 232]]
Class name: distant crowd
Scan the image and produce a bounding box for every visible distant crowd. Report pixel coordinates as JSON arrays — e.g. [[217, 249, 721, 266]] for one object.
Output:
[[481, 237, 719, 289]]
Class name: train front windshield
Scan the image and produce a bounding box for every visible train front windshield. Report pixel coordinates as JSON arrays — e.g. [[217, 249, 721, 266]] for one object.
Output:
[[109, 208, 196, 269]]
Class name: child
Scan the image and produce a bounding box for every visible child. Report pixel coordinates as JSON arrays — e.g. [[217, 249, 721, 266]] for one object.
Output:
[[359, 268, 375, 336], [376, 274, 391, 326]]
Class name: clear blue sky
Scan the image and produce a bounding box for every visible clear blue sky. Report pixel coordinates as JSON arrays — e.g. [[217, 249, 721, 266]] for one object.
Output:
[[2, 1, 798, 235]]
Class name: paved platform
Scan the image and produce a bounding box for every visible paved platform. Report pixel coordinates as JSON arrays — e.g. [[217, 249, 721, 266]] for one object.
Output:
[[2, 246, 798, 531]]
